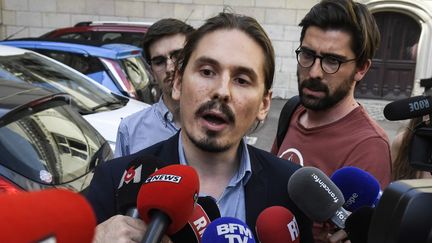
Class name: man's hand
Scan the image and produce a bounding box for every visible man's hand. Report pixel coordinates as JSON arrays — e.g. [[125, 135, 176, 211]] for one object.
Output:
[[327, 229, 351, 243], [92, 215, 172, 243]]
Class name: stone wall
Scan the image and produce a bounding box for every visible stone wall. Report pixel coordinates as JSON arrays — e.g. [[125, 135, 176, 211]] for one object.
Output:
[[0, 0, 327, 98], [5, 0, 432, 99]]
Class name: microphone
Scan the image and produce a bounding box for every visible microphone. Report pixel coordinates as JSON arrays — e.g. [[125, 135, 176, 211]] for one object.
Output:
[[287, 166, 350, 229], [330, 166, 381, 212], [116, 155, 160, 217], [256, 206, 300, 243], [383, 95, 432, 121], [202, 217, 256, 243], [171, 196, 221, 243], [344, 206, 374, 243], [0, 189, 96, 243], [137, 164, 199, 243]]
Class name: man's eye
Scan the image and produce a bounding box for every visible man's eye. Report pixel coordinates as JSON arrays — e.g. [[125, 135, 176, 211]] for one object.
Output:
[[170, 50, 182, 60], [200, 69, 214, 76], [151, 57, 166, 66], [301, 51, 314, 60], [235, 77, 251, 85], [324, 56, 340, 65]]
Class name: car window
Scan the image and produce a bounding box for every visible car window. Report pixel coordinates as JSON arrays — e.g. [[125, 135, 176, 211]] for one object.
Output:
[[0, 52, 121, 113], [37, 50, 105, 75], [100, 32, 145, 47], [58, 32, 91, 41], [119, 56, 155, 102], [0, 102, 107, 185]]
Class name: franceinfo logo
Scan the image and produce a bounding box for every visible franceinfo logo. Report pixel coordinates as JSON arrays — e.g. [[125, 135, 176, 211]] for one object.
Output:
[[311, 173, 339, 203]]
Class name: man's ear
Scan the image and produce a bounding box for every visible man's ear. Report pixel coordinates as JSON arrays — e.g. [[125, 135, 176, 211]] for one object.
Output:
[[354, 59, 372, 81], [172, 70, 182, 101], [257, 89, 272, 121]]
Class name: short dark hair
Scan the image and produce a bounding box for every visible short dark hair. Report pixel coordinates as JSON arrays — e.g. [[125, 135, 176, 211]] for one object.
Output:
[[177, 12, 275, 94], [142, 18, 194, 64], [299, 0, 380, 67]]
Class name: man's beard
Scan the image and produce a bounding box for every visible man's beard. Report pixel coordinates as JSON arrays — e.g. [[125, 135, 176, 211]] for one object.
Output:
[[161, 71, 174, 97], [297, 71, 355, 111], [185, 100, 235, 153], [187, 133, 232, 153]]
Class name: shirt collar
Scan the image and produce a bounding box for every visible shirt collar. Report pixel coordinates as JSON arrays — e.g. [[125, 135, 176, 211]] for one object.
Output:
[[155, 96, 175, 123], [178, 133, 252, 185]]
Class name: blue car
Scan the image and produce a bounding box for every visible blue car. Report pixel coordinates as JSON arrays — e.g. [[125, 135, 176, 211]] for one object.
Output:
[[0, 39, 159, 104]]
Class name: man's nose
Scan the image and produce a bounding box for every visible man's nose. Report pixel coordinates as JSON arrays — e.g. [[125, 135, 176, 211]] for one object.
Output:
[[309, 58, 324, 79], [212, 73, 231, 102]]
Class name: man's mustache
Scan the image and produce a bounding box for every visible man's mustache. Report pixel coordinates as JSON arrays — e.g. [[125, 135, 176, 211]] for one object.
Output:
[[195, 100, 235, 123], [301, 78, 328, 93]]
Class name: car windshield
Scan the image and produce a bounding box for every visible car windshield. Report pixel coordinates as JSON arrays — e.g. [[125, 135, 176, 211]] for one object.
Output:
[[0, 52, 123, 113], [119, 56, 153, 101], [0, 102, 106, 185]]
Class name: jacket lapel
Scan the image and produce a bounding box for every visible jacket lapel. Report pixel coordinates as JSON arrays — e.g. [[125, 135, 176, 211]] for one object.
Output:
[[245, 146, 268, 229], [157, 132, 181, 167]]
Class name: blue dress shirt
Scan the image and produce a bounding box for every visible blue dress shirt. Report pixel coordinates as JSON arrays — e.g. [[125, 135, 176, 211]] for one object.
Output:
[[177, 133, 252, 222], [114, 97, 179, 158]]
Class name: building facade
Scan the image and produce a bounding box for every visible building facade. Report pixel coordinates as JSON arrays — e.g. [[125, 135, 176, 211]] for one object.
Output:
[[1, 0, 432, 99]]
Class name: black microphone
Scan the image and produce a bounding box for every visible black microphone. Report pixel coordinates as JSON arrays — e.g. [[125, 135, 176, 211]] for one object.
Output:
[[171, 196, 221, 242], [116, 154, 160, 217], [383, 95, 432, 121], [344, 206, 374, 243], [287, 166, 350, 229]]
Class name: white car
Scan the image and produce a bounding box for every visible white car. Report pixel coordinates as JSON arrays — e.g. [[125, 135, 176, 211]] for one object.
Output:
[[0, 45, 149, 152]]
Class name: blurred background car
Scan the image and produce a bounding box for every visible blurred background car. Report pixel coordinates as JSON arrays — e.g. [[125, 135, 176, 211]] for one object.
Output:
[[0, 39, 160, 104], [0, 79, 112, 193], [0, 44, 149, 152], [40, 21, 152, 48]]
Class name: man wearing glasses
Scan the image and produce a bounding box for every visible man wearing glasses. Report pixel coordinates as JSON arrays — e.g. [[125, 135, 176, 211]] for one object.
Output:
[[114, 19, 194, 157], [271, 1, 391, 241]]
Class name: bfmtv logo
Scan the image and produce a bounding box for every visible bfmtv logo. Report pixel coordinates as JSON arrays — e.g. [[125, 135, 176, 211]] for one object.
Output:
[[216, 223, 255, 243], [118, 164, 143, 189]]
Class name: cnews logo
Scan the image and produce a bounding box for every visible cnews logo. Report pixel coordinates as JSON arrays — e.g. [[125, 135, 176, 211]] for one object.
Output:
[[145, 174, 181, 184]]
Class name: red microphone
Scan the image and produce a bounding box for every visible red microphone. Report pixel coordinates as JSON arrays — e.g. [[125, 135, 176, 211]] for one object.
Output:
[[0, 188, 96, 243], [137, 164, 199, 243], [171, 196, 221, 242], [256, 206, 300, 243]]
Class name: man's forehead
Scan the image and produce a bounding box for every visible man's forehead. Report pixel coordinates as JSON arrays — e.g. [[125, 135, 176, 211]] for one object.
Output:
[[303, 26, 353, 56], [149, 34, 186, 56], [188, 29, 265, 74]]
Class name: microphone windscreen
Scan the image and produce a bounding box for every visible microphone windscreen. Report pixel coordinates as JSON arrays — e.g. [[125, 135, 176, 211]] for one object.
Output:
[[137, 164, 199, 234], [116, 155, 160, 214], [171, 196, 221, 243], [0, 189, 96, 243], [330, 166, 381, 212], [287, 166, 345, 222], [256, 206, 300, 243], [202, 217, 256, 243], [345, 206, 374, 243], [383, 95, 432, 121]]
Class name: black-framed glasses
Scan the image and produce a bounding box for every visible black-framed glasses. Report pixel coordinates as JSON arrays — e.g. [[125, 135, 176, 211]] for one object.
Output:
[[150, 49, 182, 72], [295, 47, 357, 74]]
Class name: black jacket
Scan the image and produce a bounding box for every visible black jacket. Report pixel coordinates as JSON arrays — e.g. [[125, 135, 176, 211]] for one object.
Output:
[[85, 133, 314, 242]]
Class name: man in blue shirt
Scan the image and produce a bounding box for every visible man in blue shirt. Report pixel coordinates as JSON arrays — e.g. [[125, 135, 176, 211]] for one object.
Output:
[[114, 19, 194, 157], [87, 12, 313, 242]]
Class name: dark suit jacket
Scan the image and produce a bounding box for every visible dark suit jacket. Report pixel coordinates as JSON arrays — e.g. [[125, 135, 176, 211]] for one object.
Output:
[[85, 133, 313, 242]]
